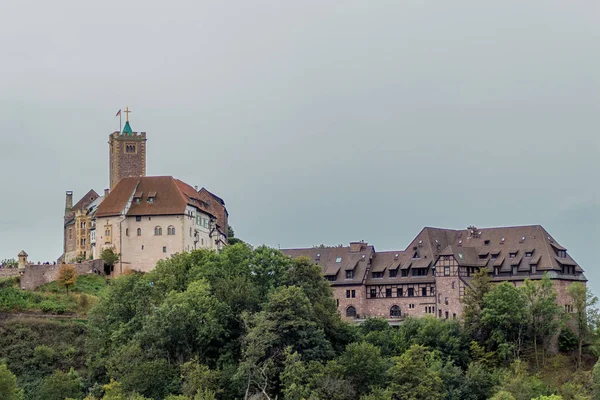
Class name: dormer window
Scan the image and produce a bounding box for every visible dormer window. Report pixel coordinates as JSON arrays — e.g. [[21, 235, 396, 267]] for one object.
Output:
[[346, 270, 354, 279], [147, 191, 156, 203], [372, 271, 384, 279], [484, 240, 490, 246], [525, 251, 533, 257], [509, 252, 517, 258], [491, 253, 499, 260], [557, 250, 566, 258], [413, 252, 420, 259], [478, 254, 487, 260]]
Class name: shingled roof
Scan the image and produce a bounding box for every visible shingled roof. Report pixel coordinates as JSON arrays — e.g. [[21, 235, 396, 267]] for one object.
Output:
[[96, 176, 216, 219], [281, 225, 584, 284]]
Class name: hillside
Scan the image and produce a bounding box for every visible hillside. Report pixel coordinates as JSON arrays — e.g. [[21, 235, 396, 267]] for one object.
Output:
[[0, 245, 598, 400]]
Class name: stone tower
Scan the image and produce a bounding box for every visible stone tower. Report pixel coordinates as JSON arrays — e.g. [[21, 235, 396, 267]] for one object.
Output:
[[108, 118, 147, 190]]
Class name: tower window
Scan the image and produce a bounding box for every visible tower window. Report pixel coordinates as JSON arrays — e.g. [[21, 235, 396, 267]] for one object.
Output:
[[125, 144, 137, 153], [137, 228, 142, 236]]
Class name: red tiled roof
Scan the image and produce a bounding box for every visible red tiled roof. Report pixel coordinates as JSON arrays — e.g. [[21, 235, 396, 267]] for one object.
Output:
[[96, 176, 217, 219]]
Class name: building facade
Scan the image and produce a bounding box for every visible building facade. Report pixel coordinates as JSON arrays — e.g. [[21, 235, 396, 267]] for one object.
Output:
[[282, 225, 586, 323], [61, 111, 229, 271], [62, 189, 99, 263], [93, 176, 227, 275]]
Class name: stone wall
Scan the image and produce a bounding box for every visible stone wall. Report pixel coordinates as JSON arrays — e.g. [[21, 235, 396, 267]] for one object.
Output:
[[0, 269, 21, 279], [20, 260, 104, 291]]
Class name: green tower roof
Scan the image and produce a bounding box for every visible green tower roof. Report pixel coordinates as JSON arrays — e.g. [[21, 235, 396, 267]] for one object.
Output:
[[121, 121, 133, 136]]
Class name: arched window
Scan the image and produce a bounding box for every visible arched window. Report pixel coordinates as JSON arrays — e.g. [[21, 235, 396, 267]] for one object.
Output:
[[154, 226, 162, 236], [167, 226, 175, 235], [390, 305, 401, 317], [346, 306, 357, 318], [125, 228, 129, 236], [190, 227, 192, 237], [137, 228, 142, 236]]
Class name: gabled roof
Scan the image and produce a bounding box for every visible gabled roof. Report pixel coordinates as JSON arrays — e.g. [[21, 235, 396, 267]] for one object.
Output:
[[96, 176, 216, 219], [64, 189, 99, 225], [281, 243, 374, 285]]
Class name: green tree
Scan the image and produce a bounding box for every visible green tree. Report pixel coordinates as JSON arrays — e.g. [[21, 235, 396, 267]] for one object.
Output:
[[57, 264, 78, 295], [481, 282, 528, 361], [100, 247, 120, 275], [238, 286, 333, 398], [567, 282, 599, 369], [461, 267, 492, 343], [387, 344, 444, 400], [336, 342, 388, 396], [36, 368, 83, 400], [523, 274, 561, 368], [180, 358, 220, 397], [0, 364, 23, 400], [106, 343, 179, 399], [139, 280, 228, 364]]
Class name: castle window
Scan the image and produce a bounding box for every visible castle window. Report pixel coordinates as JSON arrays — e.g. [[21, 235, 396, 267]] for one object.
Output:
[[421, 287, 427, 296], [397, 288, 403, 297], [125, 228, 129, 236], [136, 216, 142, 222], [390, 305, 401, 317], [137, 228, 142, 236], [370, 288, 376, 298], [372, 271, 384, 279], [154, 226, 162, 236], [351, 290, 356, 298], [445, 311, 449, 319], [346, 270, 354, 279], [408, 288, 414, 297], [125, 144, 136, 153], [445, 297, 449, 305], [167, 226, 175, 235], [557, 250, 567, 258], [386, 288, 392, 297], [389, 269, 397, 278], [525, 252, 533, 257], [346, 290, 351, 298], [346, 306, 357, 318], [509, 252, 517, 258], [163, 246, 167, 253], [444, 266, 450, 276], [68, 229, 72, 240]]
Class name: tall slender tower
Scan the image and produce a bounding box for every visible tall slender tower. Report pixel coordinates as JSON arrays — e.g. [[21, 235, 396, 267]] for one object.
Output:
[[109, 107, 147, 190]]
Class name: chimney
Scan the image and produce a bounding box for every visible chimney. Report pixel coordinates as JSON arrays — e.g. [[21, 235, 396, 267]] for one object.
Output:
[[65, 191, 73, 213], [104, 188, 110, 197]]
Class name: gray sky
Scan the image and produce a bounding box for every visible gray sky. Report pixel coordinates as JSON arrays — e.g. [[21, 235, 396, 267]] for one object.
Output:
[[1, 1, 598, 292]]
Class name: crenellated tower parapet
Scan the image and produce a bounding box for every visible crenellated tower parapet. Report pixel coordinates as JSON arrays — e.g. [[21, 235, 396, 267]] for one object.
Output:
[[108, 114, 147, 190]]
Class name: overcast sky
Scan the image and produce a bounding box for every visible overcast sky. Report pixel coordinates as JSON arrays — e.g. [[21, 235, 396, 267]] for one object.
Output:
[[1, 1, 598, 292]]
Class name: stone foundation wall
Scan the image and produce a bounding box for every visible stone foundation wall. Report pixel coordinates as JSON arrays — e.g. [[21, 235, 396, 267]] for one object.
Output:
[[20, 260, 104, 291], [0, 269, 21, 279]]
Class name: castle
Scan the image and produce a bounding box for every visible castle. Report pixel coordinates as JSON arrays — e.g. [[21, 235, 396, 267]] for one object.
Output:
[[282, 225, 586, 322], [61, 109, 228, 275]]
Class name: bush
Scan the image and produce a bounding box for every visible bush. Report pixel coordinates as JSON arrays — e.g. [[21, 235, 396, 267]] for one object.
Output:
[[39, 300, 66, 314], [559, 328, 578, 353]]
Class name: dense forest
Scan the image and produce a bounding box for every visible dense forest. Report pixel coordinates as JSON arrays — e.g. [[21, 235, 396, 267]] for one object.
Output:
[[1, 243, 599, 400]]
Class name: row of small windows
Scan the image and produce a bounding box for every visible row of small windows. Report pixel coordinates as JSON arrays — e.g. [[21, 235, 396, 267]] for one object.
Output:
[[124, 226, 176, 237], [368, 286, 434, 298], [345, 305, 403, 318], [125, 144, 136, 153]]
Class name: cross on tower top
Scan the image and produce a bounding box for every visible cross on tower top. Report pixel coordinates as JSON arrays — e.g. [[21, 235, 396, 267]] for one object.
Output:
[[124, 106, 132, 122]]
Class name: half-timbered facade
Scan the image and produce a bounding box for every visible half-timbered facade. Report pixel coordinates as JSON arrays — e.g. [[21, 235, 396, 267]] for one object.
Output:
[[281, 225, 586, 323]]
